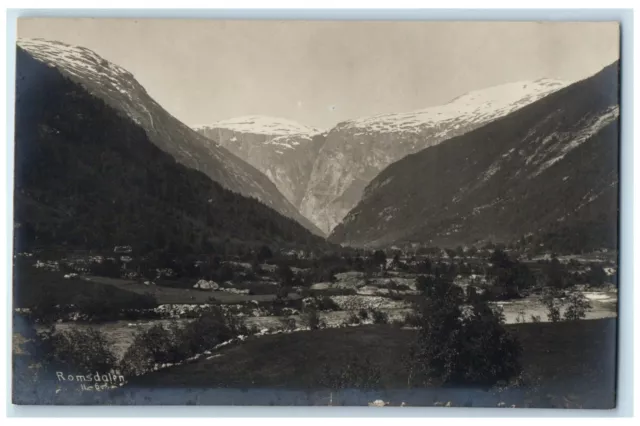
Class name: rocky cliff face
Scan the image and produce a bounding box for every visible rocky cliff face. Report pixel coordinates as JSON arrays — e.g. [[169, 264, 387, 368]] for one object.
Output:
[[299, 79, 570, 233], [17, 38, 321, 236], [195, 117, 325, 212], [329, 63, 620, 249]]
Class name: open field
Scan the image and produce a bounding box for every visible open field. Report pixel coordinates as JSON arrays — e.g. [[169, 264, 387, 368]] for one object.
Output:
[[13, 263, 153, 308], [82, 275, 300, 304], [120, 319, 617, 408]]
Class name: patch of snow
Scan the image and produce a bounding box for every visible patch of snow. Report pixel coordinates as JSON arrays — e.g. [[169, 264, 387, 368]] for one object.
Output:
[[342, 78, 570, 134], [199, 115, 320, 136]]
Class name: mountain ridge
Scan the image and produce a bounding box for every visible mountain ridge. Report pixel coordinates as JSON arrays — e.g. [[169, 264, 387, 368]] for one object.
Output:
[[16, 38, 323, 236], [194, 78, 571, 234], [298, 77, 571, 233], [13, 46, 328, 254], [328, 61, 620, 250]]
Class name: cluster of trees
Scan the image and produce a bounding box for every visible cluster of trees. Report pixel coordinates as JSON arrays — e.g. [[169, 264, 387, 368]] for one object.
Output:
[[120, 305, 247, 375], [407, 272, 522, 387], [485, 249, 536, 299], [542, 289, 593, 322]]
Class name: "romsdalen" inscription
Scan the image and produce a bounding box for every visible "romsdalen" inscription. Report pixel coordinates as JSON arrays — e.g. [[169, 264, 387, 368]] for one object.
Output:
[[56, 371, 125, 391]]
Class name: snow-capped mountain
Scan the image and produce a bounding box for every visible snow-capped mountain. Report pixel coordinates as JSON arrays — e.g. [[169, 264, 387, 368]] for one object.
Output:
[[342, 79, 568, 134], [17, 38, 322, 236], [329, 62, 620, 249], [197, 115, 320, 136], [299, 78, 571, 234], [195, 116, 324, 210]]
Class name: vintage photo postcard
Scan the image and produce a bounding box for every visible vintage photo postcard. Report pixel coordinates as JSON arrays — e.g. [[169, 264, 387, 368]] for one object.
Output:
[[11, 19, 620, 407]]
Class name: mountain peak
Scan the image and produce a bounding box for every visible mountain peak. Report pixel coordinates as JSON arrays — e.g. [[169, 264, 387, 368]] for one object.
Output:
[[338, 78, 571, 134], [17, 38, 133, 80], [196, 115, 320, 136], [328, 65, 619, 248]]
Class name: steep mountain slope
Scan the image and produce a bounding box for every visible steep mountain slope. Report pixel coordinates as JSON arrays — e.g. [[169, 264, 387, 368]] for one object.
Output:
[[300, 79, 570, 233], [329, 62, 620, 250], [195, 117, 325, 209], [13, 47, 328, 254], [16, 38, 322, 236]]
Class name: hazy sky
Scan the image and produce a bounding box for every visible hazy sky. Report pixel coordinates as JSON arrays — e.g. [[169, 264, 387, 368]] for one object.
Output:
[[18, 19, 619, 129]]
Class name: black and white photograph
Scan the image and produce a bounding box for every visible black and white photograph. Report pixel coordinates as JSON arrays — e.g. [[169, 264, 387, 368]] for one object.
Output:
[[11, 19, 621, 408]]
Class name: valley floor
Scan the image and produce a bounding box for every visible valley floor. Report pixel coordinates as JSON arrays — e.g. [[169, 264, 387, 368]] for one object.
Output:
[[37, 288, 617, 361], [12, 250, 619, 407]]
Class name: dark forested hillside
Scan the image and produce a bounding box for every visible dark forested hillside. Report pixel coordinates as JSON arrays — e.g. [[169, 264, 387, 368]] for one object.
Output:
[[16, 39, 322, 236], [329, 62, 620, 252], [13, 48, 328, 255]]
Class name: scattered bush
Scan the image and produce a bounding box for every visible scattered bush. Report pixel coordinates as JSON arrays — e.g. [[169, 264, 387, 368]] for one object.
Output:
[[563, 292, 592, 321], [280, 317, 297, 331], [371, 309, 389, 324], [316, 296, 340, 312], [357, 309, 369, 321], [346, 312, 361, 325], [300, 307, 325, 330], [302, 295, 340, 312], [542, 291, 563, 323]]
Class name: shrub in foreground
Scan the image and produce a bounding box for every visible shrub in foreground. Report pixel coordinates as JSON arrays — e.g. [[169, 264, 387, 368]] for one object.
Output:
[[409, 274, 522, 387], [371, 309, 389, 324]]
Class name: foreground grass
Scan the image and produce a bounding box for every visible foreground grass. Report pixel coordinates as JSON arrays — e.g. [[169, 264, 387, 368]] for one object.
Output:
[[125, 318, 617, 408]]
